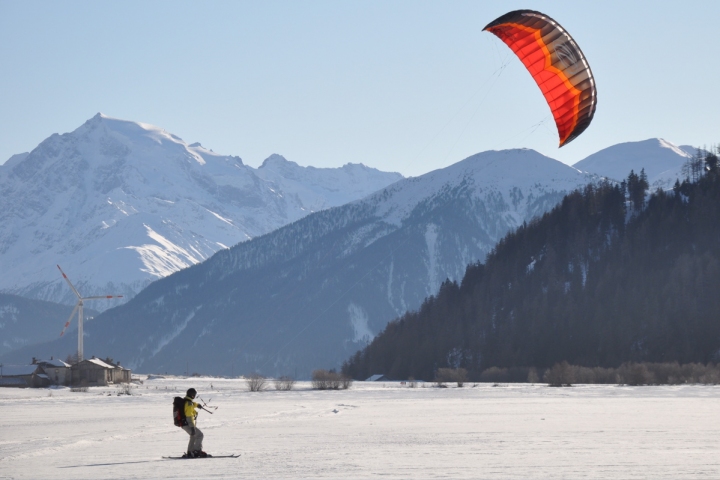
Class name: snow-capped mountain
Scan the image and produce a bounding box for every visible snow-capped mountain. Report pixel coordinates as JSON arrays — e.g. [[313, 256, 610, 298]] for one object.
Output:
[[573, 138, 696, 189], [0, 114, 402, 309], [2, 149, 595, 377]]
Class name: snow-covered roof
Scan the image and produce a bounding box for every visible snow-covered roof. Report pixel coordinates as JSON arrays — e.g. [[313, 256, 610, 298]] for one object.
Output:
[[365, 374, 387, 382], [2, 365, 39, 376], [38, 359, 71, 368], [83, 358, 115, 369]]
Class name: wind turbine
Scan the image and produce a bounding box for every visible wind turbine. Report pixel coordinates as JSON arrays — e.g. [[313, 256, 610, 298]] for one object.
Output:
[[57, 265, 123, 363]]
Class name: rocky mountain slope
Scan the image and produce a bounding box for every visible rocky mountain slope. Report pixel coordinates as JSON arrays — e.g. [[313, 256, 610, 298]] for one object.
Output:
[[0, 114, 402, 309]]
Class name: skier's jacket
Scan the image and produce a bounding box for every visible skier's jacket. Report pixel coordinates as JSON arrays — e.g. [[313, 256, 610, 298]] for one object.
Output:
[[173, 396, 199, 427], [184, 396, 199, 427]]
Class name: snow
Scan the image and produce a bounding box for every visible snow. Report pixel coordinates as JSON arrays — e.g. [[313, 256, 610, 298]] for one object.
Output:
[[38, 359, 71, 368], [0, 114, 402, 309], [2, 377, 719, 479], [123, 224, 204, 278], [347, 303, 373, 344], [573, 138, 694, 189], [372, 148, 591, 227], [85, 358, 115, 369]]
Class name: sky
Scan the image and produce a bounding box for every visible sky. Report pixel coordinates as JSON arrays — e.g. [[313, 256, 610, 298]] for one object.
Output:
[[1, 1, 718, 178]]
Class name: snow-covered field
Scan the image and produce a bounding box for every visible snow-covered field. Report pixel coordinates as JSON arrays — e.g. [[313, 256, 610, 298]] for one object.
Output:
[[2, 377, 719, 479]]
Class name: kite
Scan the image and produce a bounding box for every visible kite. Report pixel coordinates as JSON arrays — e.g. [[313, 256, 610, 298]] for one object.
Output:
[[484, 10, 597, 147]]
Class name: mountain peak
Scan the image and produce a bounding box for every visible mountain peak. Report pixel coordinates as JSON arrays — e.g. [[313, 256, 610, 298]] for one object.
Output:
[[83, 112, 116, 128], [260, 154, 296, 169], [0, 115, 403, 311], [73, 113, 186, 146], [573, 138, 692, 186]]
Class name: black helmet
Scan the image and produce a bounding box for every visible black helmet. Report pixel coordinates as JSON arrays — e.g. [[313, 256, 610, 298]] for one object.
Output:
[[187, 388, 197, 398]]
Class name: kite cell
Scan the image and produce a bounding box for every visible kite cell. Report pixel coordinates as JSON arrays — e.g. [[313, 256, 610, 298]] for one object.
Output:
[[484, 10, 597, 147]]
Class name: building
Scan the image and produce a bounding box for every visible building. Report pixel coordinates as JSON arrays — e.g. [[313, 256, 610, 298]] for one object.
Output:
[[34, 358, 72, 386], [70, 357, 131, 386], [100, 357, 132, 384], [0, 356, 132, 388], [0, 364, 47, 388]]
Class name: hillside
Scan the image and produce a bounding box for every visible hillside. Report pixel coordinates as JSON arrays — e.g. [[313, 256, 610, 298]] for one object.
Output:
[[0, 149, 593, 377], [343, 149, 720, 381], [572, 138, 695, 188], [0, 294, 97, 357]]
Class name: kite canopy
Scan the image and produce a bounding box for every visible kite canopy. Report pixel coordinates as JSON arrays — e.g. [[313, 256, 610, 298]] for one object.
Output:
[[484, 10, 597, 147]]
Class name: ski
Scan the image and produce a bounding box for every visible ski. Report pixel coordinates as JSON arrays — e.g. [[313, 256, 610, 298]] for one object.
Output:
[[163, 454, 239, 459]]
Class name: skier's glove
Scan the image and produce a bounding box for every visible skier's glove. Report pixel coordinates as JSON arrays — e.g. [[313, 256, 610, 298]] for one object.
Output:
[[191, 427, 196, 435]]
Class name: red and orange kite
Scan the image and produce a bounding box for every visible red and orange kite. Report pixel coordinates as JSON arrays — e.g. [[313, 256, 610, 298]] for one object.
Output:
[[484, 10, 597, 147]]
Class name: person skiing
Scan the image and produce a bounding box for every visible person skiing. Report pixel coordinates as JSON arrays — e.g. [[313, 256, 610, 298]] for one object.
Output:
[[182, 388, 209, 458]]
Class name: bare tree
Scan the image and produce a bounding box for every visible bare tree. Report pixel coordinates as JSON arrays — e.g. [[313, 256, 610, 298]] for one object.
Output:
[[682, 150, 706, 183], [65, 353, 79, 366], [273, 376, 296, 391], [246, 374, 267, 392], [312, 369, 352, 390], [544, 361, 575, 387], [435, 368, 467, 387], [116, 383, 133, 395], [616, 363, 655, 385]]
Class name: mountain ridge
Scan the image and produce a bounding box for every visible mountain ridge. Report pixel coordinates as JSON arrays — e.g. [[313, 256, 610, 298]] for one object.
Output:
[[342, 161, 720, 380], [0, 114, 403, 309], [0, 114, 699, 370], [1, 148, 597, 376]]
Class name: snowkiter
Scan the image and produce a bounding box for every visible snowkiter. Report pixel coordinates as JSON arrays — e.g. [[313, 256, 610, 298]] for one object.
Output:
[[182, 388, 209, 458]]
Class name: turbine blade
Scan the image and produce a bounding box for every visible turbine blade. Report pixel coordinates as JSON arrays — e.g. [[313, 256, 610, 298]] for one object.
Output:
[[57, 265, 82, 299], [82, 295, 124, 300], [60, 303, 80, 337]]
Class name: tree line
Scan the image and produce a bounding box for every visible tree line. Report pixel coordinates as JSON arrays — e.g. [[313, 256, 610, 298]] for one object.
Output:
[[343, 148, 720, 381]]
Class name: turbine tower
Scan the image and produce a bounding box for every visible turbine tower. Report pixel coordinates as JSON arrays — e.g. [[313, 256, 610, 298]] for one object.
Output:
[[57, 265, 123, 362]]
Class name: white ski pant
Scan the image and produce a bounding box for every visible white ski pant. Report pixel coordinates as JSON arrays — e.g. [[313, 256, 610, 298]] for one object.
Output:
[[182, 425, 204, 453]]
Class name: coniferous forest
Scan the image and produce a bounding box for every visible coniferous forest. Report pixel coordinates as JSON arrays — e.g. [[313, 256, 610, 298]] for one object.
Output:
[[343, 149, 720, 381]]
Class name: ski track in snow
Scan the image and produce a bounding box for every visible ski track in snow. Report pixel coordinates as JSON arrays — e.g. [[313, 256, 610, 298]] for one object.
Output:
[[2, 378, 720, 479]]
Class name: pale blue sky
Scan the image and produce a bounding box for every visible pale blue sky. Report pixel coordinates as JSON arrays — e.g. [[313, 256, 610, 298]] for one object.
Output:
[[1, 1, 718, 177]]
